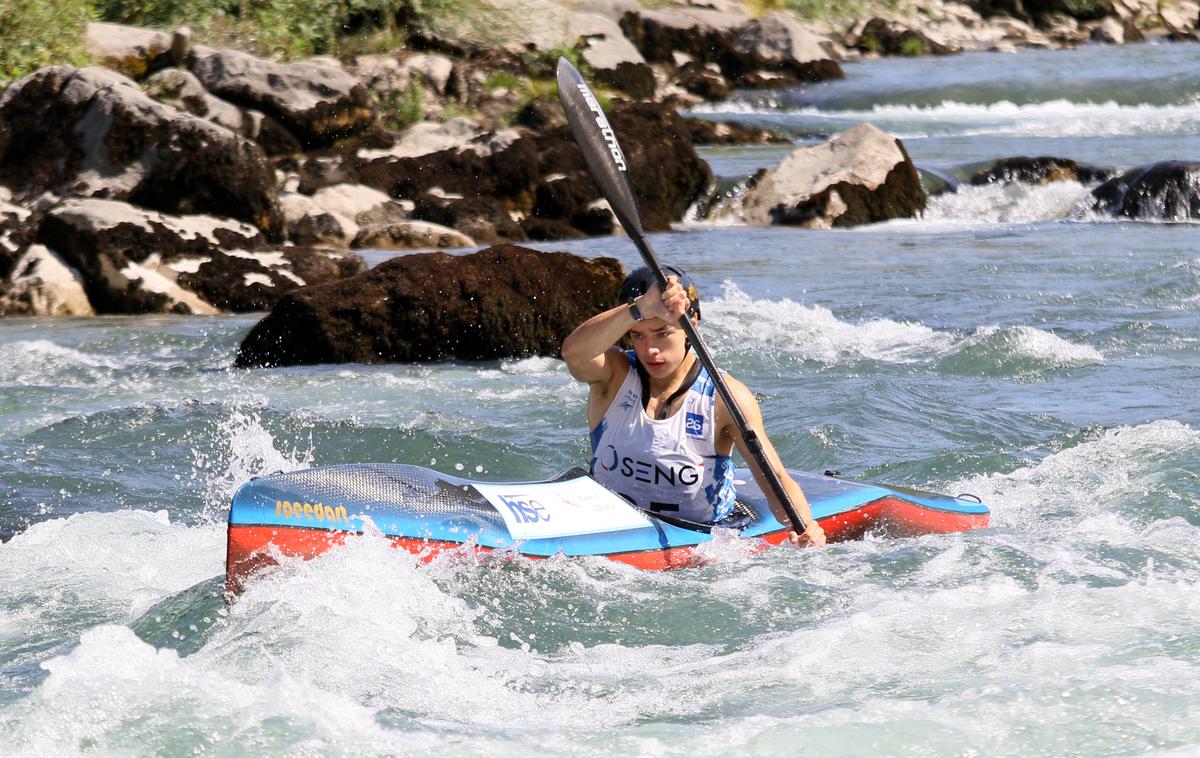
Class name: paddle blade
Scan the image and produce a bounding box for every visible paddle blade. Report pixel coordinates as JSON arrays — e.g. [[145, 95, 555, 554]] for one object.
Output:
[[556, 57, 645, 237]]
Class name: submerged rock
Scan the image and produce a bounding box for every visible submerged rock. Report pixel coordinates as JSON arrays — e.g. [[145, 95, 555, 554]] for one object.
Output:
[[1092, 161, 1200, 221], [741, 124, 925, 228], [234, 244, 623, 367], [969, 156, 1114, 186]]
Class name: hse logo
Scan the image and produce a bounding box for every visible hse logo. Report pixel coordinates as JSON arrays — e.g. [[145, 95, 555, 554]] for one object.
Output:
[[597, 445, 699, 486], [577, 84, 628, 172], [498, 495, 549, 524], [685, 413, 704, 437], [276, 500, 350, 526]]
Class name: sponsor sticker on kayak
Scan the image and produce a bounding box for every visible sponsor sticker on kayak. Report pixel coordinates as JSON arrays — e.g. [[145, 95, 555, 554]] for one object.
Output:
[[474, 477, 652, 540]]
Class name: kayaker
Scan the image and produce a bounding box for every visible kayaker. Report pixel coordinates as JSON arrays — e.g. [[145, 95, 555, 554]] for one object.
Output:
[[562, 266, 826, 546]]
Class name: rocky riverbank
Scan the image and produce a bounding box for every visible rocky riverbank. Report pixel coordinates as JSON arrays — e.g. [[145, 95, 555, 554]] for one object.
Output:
[[2, 0, 1198, 354]]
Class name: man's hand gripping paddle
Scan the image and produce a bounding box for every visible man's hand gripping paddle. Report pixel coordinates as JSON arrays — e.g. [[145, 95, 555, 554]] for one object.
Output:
[[555, 58, 808, 536]]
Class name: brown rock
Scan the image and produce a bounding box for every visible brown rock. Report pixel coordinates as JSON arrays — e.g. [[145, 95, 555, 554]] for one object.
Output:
[[234, 244, 624, 367], [969, 156, 1114, 186]]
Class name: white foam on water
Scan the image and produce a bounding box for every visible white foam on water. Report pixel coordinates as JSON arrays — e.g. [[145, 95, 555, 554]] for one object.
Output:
[[0, 509, 224, 692], [189, 409, 314, 519], [499, 356, 564, 375], [922, 180, 1095, 225], [198, 538, 720, 733], [706, 281, 955, 365], [963, 324, 1104, 366], [1, 625, 430, 756], [0, 339, 126, 387], [690, 99, 1200, 139], [0, 510, 223, 617], [950, 420, 1200, 530]]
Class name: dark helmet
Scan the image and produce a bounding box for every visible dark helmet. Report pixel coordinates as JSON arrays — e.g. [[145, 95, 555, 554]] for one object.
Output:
[[618, 265, 701, 320]]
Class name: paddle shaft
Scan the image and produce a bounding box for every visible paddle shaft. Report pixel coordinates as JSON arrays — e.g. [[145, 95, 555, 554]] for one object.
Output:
[[556, 59, 806, 534]]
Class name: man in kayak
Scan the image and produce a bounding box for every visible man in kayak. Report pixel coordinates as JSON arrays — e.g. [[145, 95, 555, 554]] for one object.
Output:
[[562, 266, 826, 546]]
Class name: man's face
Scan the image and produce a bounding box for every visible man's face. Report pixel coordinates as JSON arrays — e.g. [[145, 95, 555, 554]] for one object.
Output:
[[627, 317, 691, 378]]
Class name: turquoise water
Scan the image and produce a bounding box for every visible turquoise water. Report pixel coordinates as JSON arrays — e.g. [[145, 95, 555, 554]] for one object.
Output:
[[2, 43, 1199, 755]]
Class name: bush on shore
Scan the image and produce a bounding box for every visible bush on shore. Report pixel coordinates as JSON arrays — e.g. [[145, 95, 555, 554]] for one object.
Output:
[[0, 0, 500, 89], [0, 0, 94, 88]]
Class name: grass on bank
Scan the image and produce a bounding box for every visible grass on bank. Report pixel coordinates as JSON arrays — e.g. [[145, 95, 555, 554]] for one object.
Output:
[[0, 0, 514, 87]]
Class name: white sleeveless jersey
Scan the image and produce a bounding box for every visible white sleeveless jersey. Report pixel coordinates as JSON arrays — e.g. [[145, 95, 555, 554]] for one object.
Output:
[[589, 351, 736, 523]]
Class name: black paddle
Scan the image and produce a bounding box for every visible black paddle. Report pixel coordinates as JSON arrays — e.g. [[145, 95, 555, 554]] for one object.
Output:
[[556, 58, 808, 536]]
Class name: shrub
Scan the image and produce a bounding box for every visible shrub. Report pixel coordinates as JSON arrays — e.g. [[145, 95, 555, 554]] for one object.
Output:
[[0, 0, 94, 88], [899, 36, 926, 56]]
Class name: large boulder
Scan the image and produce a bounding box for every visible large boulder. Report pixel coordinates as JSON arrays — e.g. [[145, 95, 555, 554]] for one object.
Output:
[[741, 124, 926, 228], [144, 68, 301, 155], [36, 198, 363, 313], [0, 66, 282, 237], [0, 245, 95, 317], [1092, 161, 1200, 221], [234, 244, 624, 367], [622, 7, 750, 65], [189, 47, 373, 148], [532, 101, 714, 233], [732, 12, 844, 81], [569, 14, 656, 99]]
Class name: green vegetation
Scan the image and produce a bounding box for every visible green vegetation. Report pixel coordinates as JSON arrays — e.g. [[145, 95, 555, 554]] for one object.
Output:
[[376, 78, 425, 130], [0, 0, 94, 88], [899, 35, 925, 56], [0, 0, 522, 88]]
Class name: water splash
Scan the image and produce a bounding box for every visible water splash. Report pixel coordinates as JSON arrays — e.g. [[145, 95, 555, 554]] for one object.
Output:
[[690, 99, 1200, 140], [950, 420, 1200, 530], [706, 282, 954, 365], [923, 180, 1095, 225], [189, 409, 314, 520]]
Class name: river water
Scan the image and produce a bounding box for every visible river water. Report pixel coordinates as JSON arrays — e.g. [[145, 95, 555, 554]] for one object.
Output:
[[2, 42, 1198, 755]]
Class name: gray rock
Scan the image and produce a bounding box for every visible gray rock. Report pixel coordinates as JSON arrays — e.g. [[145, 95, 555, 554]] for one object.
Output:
[[356, 53, 455, 96], [1088, 16, 1144, 43], [742, 123, 926, 228], [311, 184, 402, 226], [734, 12, 843, 78], [84, 22, 170, 79], [145, 68, 301, 155], [189, 47, 373, 147], [569, 13, 655, 98], [359, 118, 485, 160], [279, 192, 358, 248], [0, 244, 95, 317], [0, 66, 282, 236], [353, 220, 475, 249]]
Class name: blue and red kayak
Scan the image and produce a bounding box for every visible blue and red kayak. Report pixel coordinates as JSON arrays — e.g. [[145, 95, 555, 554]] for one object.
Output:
[[225, 464, 989, 593]]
